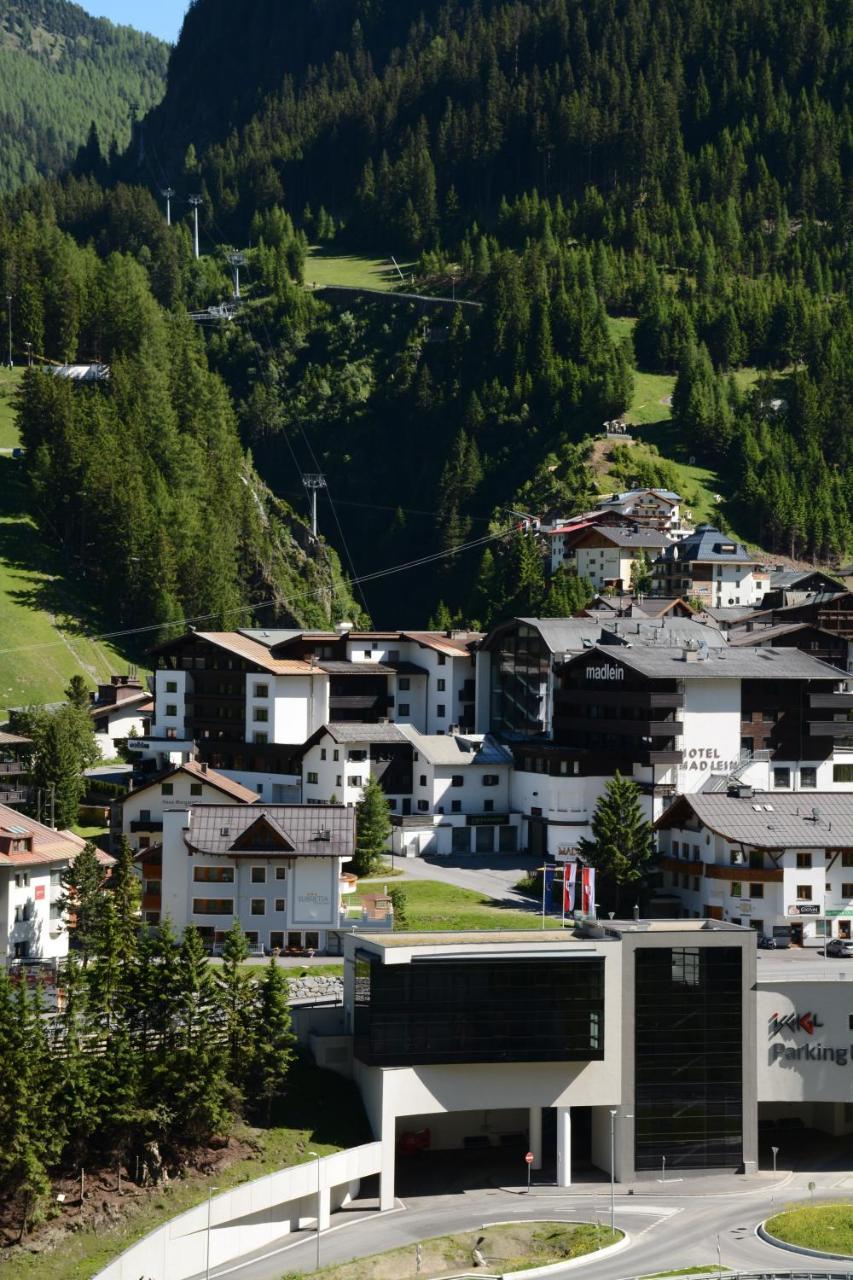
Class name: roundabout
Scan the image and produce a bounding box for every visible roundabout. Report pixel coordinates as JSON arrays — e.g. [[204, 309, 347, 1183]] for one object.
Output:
[[759, 1203, 853, 1263]]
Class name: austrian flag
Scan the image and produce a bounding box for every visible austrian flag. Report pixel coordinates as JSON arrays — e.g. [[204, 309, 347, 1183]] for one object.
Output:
[[581, 865, 596, 916]]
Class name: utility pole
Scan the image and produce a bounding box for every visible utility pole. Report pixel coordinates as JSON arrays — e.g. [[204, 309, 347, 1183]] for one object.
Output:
[[228, 251, 247, 299], [303, 474, 327, 537], [189, 195, 203, 259], [161, 187, 175, 226], [5, 293, 11, 368]]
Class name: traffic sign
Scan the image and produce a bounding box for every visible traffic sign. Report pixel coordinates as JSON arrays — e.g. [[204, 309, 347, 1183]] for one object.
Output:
[[525, 1152, 534, 1164]]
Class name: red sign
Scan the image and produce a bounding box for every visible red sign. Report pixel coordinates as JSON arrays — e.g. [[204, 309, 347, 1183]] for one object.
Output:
[[525, 1152, 534, 1164], [34, 885, 45, 901]]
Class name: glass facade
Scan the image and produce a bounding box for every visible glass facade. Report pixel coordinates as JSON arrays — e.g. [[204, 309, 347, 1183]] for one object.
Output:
[[489, 625, 551, 738], [634, 946, 743, 1170], [354, 954, 604, 1066]]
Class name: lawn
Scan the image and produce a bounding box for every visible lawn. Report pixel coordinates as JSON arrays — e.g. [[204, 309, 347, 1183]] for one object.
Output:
[[765, 1202, 853, 1256], [0, 365, 22, 449], [310, 1221, 621, 1279], [0, 456, 129, 708], [626, 369, 676, 426], [305, 247, 413, 292], [0, 1059, 370, 1280], [356, 878, 540, 931]]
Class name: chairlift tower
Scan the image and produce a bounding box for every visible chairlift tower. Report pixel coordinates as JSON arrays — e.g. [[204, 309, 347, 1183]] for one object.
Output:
[[228, 251, 247, 299], [188, 195, 203, 259], [161, 187, 176, 226], [303, 474, 327, 537]]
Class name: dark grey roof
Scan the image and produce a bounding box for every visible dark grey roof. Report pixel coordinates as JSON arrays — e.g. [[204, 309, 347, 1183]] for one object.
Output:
[[237, 628, 303, 648], [324, 722, 409, 744], [596, 488, 681, 505], [575, 525, 671, 548], [397, 726, 513, 766], [656, 526, 764, 565], [767, 569, 843, 590], [513, 617, 728, 656], [570, 644, 847, 680], [656, 792, 853, 848], [728, 622, 842, 646], [184, 804, 354, 858], [703, 606, 763, 623]]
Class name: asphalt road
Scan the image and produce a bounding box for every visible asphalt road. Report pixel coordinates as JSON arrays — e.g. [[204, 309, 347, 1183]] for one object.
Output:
[[366, 850, 541, 911], [198, 1167, 853, 1280]]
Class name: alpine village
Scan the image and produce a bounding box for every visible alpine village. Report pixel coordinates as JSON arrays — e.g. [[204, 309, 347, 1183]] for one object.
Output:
[[0, 1, 851, 1278]]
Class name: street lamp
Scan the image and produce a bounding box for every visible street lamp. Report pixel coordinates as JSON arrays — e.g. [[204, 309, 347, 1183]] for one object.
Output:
[[5, 294, 11, 368], [771, 1145, 779, 1175], [205, 1185, 219, 1280], [308, 1150, 322, 1272]]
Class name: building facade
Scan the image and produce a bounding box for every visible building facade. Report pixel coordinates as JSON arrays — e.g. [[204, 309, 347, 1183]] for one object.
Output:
[[0, 731, 32, 807], [655, 791, 853, 943], [118, 760, 259, 852], [653, 526, 770, 607]]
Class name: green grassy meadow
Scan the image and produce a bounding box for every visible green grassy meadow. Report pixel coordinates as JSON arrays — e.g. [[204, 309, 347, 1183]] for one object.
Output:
[[765, 1202, 853, 1256], [0, 365, 22, 449], [305, 247, 412, 291], [357, 878, 540, 931], [0, 456, 128, 709]]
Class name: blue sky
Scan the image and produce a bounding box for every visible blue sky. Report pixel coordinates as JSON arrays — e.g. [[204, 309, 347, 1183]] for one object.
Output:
[[83, 1, 189, 43]]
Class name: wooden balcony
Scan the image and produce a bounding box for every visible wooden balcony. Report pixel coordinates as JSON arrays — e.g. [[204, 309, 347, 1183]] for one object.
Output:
[[659, 855, 705, 876], [704, 864, 783, 883]]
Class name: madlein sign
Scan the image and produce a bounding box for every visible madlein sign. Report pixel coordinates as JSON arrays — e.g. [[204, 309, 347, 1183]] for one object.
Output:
[[585, 663, 624, 681]]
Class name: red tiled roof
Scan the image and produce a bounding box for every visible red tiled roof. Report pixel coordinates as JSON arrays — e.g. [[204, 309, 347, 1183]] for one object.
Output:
[[0, 805, 114, 867]]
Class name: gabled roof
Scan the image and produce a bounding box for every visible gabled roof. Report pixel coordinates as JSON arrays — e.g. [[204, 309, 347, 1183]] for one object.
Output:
[[767, 568, 844, 590], [0, 730, 32, 747], [316, 722, 409, 745], [568, 524, 671, 549], [401, 630, 481, 655], [656, 792, 853, 849], [183, 804, 354, 859], [563, 643, 847, 680], [149, 631, 314, 674], [397, 725, 513, 767], [596, 488, 681, 506], [655, 526, 765, 566], [126, 760, 259, 805], [0, 805, 113, 867], [89, 689, 151, 718]]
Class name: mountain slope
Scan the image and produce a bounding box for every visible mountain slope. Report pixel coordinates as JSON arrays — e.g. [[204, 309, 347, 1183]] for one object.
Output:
[[0, 0, 168, 191]]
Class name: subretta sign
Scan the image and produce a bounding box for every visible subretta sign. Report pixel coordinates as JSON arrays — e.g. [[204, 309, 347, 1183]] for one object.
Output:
[[585, 663, 624, 681]]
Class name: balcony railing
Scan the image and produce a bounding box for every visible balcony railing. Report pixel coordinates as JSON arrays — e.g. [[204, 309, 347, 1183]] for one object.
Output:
[[0, 761, 26, 776]]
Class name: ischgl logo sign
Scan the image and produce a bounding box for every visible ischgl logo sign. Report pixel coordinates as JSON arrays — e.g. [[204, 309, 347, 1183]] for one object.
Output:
[[769, 1010, 823, 1036]]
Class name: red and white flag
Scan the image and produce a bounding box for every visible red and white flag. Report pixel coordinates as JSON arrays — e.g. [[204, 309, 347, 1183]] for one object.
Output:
[[581, 865, 596, 916], [563, 861, 577, 914]]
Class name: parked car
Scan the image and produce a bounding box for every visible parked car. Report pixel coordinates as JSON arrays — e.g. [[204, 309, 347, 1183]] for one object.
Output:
[[757, 935, 776, 949], [823, 938, 853, 958]]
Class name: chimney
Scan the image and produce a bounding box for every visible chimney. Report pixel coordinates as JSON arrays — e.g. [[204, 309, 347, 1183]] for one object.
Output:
[[201, 762, 208, 775]]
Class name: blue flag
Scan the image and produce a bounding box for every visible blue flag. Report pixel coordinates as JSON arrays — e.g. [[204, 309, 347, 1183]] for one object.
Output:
[[543, 866, 555, 901]]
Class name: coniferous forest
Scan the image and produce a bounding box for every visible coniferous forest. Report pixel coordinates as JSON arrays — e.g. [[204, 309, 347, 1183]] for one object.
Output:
[[1, 0, 851, 634], [0, 1, 167, 192]]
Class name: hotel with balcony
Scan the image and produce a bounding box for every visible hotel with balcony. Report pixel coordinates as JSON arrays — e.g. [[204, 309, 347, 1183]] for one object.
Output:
[[0, 731, 32, 808]]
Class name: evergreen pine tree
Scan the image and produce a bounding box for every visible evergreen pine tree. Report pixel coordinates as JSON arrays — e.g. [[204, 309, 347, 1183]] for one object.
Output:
[[216, 919, 255, 1096], [577, 773, 656, 913], [64, 675, 91, 710], [353, 777, 391, 877], [247, 961, 295, 1123], [58, 843, 105, 967]]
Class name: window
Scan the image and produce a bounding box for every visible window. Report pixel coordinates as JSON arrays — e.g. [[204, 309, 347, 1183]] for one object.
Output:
[[773, 768, 790, 788], [349, 750, 367, 762], [254, 708, 269, 723], [800, 767, 817, 789], [451, 775, 464, 788], [398, 677, 410, 691], [483, 774, 499, 787], [833, 764, 853, 783], [437, 654, 446, 666], [419, 774, 427, 787], [193, 899, 234, 915], [161, 783, 173, 797], [451, 800, 461, 813], [692, 877, 700, 891], [255, 683, 269, 698], [417, 800, 429, 812], [673, 840, 680, 855], [275, 898, 285, 912], [796, 853, 812, 869], [849, 1015, 853, 1032], [320, 748, 327, 760], [841, 883, 853, 898], [843, 851, 853, 867], [307, 772, 319, 785], [165, 704, 177, 717], [166, 680, 177, 693], [190, 782, 203, 796], [348, 776, 363, 787], [436, 704, 446, 718], [250, 899, 265, 915], [398, 704, 410, 716], [333, 750, 339, 761], [275, 867, 286, 880], [748, 851, 763, 869], [484, 800, 494, 813], [749, 883, 764, 899], [194, 867, 234, 883], [437, 679, 446, 692], [730, 882, 741, 898], [254, 732, 268, 744], [251, 867, 266, 884], [796, 884, 813, 900], [336, 775, 342, 786]]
